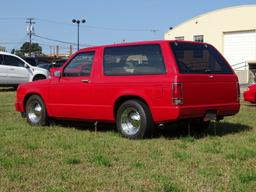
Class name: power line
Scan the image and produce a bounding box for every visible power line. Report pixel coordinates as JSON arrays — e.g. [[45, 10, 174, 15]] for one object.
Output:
[[36, 18, 159, 32], [0, 17, 160, 33], [84, 24, 159, 32], [36, 42, 71, 50], [0, 42, 24, 44], [34, 41, 71, 49], [36, 18, 73, 26], [0, 35, 28, 51], [33, 34, 92, 47], [0, 17, 26, 21]]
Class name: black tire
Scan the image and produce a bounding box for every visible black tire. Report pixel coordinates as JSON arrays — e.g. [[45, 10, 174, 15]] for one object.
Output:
[[25, 95, 48, 126], [33, 75, 46, 81], [116, 100, 154, 139]]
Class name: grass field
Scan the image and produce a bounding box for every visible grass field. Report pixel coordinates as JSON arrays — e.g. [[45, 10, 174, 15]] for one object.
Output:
[[0, 89, 255, 192]]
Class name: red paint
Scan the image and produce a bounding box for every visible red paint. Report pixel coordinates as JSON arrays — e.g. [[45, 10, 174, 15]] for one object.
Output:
[[15, 40, 240, 124], [244, 84, 256, 103]]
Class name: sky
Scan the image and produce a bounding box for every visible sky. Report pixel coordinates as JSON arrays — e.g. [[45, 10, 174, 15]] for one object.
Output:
[[0, 0, 256, 54]]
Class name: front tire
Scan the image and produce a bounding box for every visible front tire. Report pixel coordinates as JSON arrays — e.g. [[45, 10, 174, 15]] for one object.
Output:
[[25, 95, 48, 126], [116, 100, 154, 139]]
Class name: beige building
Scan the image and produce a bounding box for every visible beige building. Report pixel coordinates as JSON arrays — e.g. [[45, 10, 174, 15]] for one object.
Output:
[[164, 4, 256, 84]]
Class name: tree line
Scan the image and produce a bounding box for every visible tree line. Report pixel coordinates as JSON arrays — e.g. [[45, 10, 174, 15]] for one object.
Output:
[[12, 42, 42, 56]]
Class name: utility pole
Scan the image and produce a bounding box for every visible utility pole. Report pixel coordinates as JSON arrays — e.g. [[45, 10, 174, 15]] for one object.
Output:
[[56, 45, 59, 58], [69, 45, 73, 56], [26, 18, 35, 56]]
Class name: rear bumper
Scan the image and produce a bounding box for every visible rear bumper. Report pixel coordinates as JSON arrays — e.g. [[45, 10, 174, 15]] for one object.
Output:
[[152, 103, 240, 123], [179, 103, 240, 119]]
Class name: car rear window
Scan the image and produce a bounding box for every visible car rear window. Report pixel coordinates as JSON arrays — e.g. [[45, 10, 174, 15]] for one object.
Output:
[[103, 44, 166, 76], [170, 42, 233, 74]]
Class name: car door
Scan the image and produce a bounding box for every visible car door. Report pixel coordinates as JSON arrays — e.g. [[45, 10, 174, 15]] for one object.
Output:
[[4, 55, 30, 84], [48, 51, 96, 119], [0, 54, 9, 84]]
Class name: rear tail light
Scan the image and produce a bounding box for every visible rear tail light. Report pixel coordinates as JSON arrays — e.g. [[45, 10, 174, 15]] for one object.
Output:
[[172, 82, 183, 105]]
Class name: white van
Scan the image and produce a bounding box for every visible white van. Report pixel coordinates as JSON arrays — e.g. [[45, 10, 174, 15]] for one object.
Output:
[[0, 52, 50, 88]]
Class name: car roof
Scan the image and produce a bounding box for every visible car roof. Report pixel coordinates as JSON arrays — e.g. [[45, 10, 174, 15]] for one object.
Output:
[[0, 51, 34, 66], [0, 51, 18, 56], [78, 40, 209, 52], [79, 40, 167, 51]]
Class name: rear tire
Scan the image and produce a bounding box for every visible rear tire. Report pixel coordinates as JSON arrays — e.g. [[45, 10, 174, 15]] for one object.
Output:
[[116, 100, 154, 139], [25, 95, 48, 126]]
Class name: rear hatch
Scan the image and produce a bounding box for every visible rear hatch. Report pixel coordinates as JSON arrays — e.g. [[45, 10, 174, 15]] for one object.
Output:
[[170, 41, 239, 108]]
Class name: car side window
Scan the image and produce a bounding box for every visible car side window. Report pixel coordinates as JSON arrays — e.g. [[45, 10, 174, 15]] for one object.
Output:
[[63, 52, 95, 77], [0, 55, 3, 65], [103, 44, 166, 76], [4, 55, 25, 67]]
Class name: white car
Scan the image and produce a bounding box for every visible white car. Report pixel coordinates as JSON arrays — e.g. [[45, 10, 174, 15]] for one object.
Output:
[[0, 52, 50, 88]]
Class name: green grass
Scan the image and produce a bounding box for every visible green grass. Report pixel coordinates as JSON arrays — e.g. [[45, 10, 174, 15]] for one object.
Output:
[[0, 90, 255, 192]]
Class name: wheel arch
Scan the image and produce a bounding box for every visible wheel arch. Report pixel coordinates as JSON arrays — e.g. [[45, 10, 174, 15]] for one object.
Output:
[[113, 95, 152, 120], [23, 93, 46, 112]]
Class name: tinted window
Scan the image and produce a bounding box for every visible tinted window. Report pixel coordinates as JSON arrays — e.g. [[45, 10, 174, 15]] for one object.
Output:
[[63, 52, 95, 77], [104, 44, 166, 76], [0, 55, 3, 65], [22, 57, 37, 66], [170, 42, 233, 74], [4, 55, 25, 67], [55, 59, 67, 68]]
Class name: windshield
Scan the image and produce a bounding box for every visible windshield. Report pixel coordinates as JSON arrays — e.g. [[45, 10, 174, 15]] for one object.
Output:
[[170, 42, 233, 74]]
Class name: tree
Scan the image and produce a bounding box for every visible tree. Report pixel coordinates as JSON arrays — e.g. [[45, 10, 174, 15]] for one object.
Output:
[[16, 42, 42, 56]]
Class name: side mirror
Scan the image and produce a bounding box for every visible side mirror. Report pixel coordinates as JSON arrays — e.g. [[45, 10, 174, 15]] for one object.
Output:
[[24, 64, 30, 68], [50, 68, 61, 78], [54, 70, 61, 78]]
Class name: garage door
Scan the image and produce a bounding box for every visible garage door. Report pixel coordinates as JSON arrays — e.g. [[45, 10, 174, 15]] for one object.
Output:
[[224, 31, 256, 69]]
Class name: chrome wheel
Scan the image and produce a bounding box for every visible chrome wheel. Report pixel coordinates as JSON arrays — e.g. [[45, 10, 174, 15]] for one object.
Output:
[[120, 107, 141, 136], [27, 101, 43, 124], [26, 95, 48, 126], [117, 100, 154, 139]]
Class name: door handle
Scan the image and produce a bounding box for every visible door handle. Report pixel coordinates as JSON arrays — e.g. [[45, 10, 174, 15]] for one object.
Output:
[[81, 79, 90, 83]]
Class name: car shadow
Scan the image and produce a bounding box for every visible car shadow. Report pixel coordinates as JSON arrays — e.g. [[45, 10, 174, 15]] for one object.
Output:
[[157, 121, 252, 139], [51, 120, 252, 139], [52, 120, 116, 133]]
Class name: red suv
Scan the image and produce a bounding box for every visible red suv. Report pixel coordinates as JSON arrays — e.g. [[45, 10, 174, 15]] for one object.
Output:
[[15, 41, 240, 139]]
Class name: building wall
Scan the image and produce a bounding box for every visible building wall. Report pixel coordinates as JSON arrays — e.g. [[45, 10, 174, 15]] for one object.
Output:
[[164, 5, 256, 53]]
